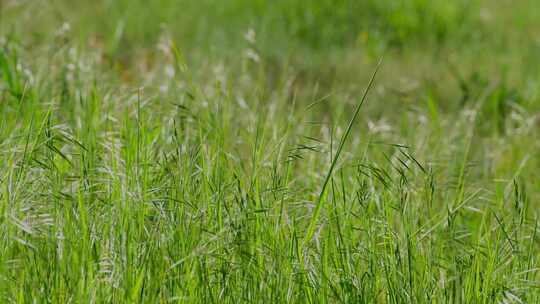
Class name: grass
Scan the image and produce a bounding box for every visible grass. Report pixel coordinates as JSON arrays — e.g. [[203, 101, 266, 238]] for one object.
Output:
[[1, 0, 540, 302]]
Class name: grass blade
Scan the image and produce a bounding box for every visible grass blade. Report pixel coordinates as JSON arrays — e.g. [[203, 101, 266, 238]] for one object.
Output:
[[302, 58, 382, 246]]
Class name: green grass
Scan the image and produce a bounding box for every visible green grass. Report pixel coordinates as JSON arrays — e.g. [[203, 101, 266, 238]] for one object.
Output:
[[1, 0, 540, 302]]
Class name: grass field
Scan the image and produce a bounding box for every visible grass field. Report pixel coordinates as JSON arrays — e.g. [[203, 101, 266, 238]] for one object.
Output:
[[1, 0, 540, 302]]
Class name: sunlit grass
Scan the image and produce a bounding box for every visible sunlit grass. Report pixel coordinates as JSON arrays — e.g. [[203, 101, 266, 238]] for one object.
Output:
[[1, 0, 540, 303]]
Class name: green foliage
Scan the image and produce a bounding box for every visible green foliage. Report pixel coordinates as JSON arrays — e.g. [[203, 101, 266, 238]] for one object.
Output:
[[1, 0, 539, 302]]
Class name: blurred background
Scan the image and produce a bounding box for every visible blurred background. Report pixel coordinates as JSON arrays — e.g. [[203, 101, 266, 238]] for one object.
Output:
[[3, 0, 540, 87]]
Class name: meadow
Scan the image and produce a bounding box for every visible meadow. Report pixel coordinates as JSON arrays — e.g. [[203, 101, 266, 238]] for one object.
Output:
[[1, 0, 540, 302]]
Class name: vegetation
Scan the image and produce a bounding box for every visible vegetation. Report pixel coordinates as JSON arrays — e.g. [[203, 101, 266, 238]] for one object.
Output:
[[1, 0, 539, 302]]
